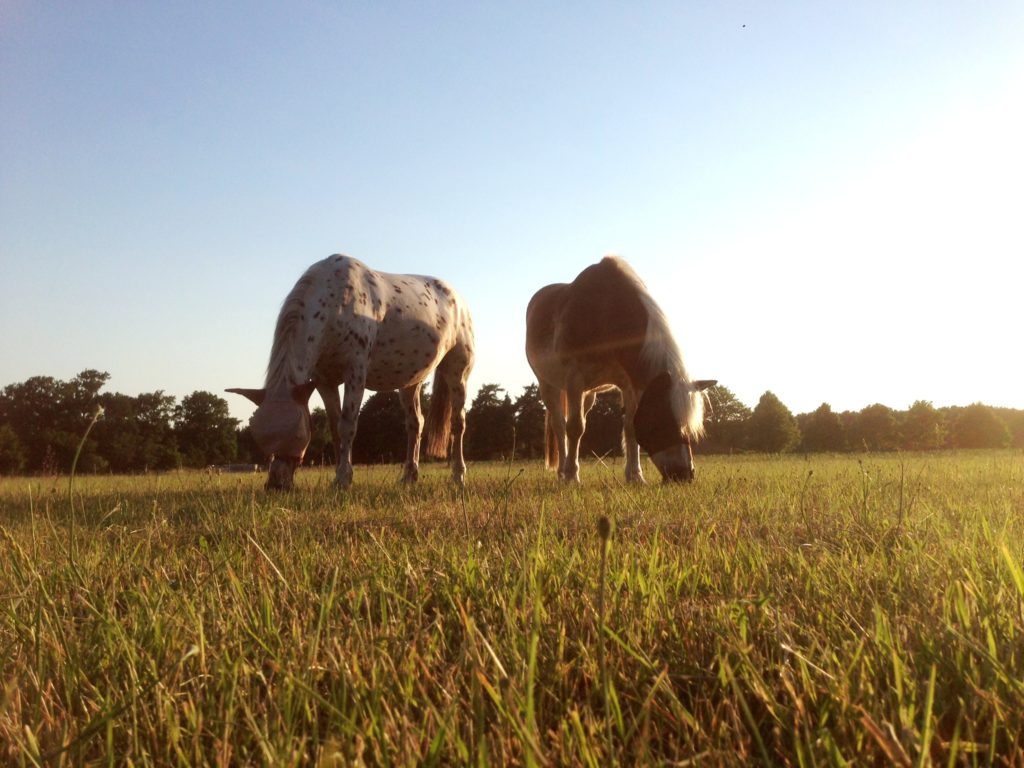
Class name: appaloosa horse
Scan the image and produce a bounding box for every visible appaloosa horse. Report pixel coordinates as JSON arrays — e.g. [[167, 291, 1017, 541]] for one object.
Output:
[[526, 256, 714, 483], [228, 254, 474, 490]]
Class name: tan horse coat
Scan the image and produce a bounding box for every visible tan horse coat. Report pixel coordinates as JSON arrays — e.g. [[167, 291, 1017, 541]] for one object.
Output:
[[526, 256, 712, 483]]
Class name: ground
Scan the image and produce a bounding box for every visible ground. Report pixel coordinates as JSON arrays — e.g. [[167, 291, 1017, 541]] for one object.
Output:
[[1, 451, 1022, 765]]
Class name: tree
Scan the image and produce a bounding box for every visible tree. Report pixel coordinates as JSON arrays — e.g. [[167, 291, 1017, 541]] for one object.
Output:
[[746, 391, 800, 453], [513, 384, 546, 459], [174, 391, 239, 467], [851, 404, 899, 451], [579, 390, 624, 458], [306, 407, 336, 466], [995, 407, 1024, 449], [0, 424, 26, 474], [94, 390, 179, 472], [235, 425, 262, 464], [902, 400, 945, 450], [352, 392, 407, 464], [798, 403, 846, 452], [702, 384, 751, 453], [0, 370, 110, 472], [952, 403, 1010, 449], [465, 384, 515, 460]]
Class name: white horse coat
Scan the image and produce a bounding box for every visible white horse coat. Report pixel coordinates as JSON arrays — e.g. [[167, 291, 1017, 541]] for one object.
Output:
[[229, 254, 474, 490]]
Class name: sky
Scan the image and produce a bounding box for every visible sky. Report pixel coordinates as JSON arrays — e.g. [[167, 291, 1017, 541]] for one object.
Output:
[[2, 1, 1023, 424]]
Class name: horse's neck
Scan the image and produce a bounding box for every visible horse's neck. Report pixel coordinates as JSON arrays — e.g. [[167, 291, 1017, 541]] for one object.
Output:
[[265, 275, 330, 389]]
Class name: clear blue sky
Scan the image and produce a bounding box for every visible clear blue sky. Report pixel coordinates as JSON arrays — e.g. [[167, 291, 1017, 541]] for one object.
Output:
[[3, 1, 1022, 423]]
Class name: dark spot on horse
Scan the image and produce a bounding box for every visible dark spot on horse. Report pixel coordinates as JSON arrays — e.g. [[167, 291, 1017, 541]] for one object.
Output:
[[307, 335, 315, 342]]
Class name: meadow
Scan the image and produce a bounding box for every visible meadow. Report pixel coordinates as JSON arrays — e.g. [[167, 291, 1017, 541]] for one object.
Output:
[[1, 451, 1022, 766]]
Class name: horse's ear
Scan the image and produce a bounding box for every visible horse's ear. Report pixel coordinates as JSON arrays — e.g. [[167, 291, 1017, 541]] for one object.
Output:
[[292, 381, 317, 404], [226, 387, 266, 406], [694, 379, 717, 391]]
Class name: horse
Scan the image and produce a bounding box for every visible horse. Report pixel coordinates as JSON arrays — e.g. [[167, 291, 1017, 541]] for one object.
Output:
[[525, 256, 714, 483], [228, 254, 475, 491]]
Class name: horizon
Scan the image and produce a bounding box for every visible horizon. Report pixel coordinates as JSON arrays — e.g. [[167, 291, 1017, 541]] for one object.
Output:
[[3, 2, 1023, 422]]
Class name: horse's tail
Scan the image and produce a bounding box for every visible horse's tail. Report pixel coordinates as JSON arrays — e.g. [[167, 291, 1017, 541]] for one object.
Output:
[[424, 369, 453, 459], [544, 390, 566, 470]]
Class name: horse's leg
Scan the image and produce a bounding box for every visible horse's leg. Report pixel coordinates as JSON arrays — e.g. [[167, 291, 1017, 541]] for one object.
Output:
[[399, 383, 424, 483], [538, 381, 567, 478], [447, 366, 470, 487], [318, 384, 342, 466], [335, 373, 366, 490], [621, 387, 645, 484], [563, 385, 587, 483]]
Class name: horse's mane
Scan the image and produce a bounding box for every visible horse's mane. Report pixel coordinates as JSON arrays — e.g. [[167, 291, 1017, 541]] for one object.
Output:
[[602, 256, 706, 439], [265, 266, 319, 389]]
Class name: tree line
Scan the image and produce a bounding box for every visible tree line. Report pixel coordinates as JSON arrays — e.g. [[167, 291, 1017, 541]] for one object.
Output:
[[1, 371, 1021, 475]]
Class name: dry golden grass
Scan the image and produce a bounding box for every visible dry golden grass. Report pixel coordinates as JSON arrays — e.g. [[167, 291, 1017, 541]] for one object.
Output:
[[2, 451, 1023, 765]]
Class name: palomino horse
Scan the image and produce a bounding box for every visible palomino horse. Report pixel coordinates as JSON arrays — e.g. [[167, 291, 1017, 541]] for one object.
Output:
[[228, 254, 474, 490], [526, 256, 714, 483]]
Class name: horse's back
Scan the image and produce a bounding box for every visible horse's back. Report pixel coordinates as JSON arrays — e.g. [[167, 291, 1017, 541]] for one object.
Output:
[[528, 258, 648, 367]]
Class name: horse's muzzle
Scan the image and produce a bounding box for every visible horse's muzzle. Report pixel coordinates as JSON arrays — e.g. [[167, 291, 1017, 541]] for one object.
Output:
[[661, 465, 695, 483], [266, 456, 299, 491]]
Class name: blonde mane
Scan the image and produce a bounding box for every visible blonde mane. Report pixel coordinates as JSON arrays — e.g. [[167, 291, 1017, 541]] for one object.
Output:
[[603, 256, 705, 439]]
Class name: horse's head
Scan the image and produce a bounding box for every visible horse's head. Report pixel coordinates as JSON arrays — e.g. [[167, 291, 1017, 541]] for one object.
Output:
[[226, 381, 317, 491], [634, 372, 716, 483]]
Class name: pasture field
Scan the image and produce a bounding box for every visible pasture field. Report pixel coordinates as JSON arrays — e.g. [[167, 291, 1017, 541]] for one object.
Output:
[[1, 451, 1023, 766]]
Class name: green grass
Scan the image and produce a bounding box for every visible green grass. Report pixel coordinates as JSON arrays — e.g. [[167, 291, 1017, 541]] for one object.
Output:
[[2, 452, 1023, 765]]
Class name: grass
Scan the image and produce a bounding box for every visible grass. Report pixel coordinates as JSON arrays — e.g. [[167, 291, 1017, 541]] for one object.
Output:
[[1, 451, 1023, 765]]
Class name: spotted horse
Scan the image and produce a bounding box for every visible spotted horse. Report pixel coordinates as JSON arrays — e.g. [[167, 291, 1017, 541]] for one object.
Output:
[[228, 254, 475, 491], [526, 256, 714, 483]]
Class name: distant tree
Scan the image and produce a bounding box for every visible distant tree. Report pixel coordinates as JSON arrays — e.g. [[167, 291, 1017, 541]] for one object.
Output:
[[901, 400, 945, 450], [0, 376, 65, 469], [0, 424, 26, 474], [65, 369, 110, 420], [133, 391, 181, 470], [513, 384, 546, 459], [93, 390, 178, 472], [174, 391, 239, 467], [579, 390, 624, 458], [746, 391, 800, 453], [306, 406, 336, 466], [850, 404, 899, 451], [996, 408, 1024, 449], [235, 425, 262, 464], [702, 384, 751, 453], [798, 403, 846, 452], [0, 370, 110, 472], [352, 392, 406, 464], [465, 384, 515, 460], [952, 403, 1011, 449]]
